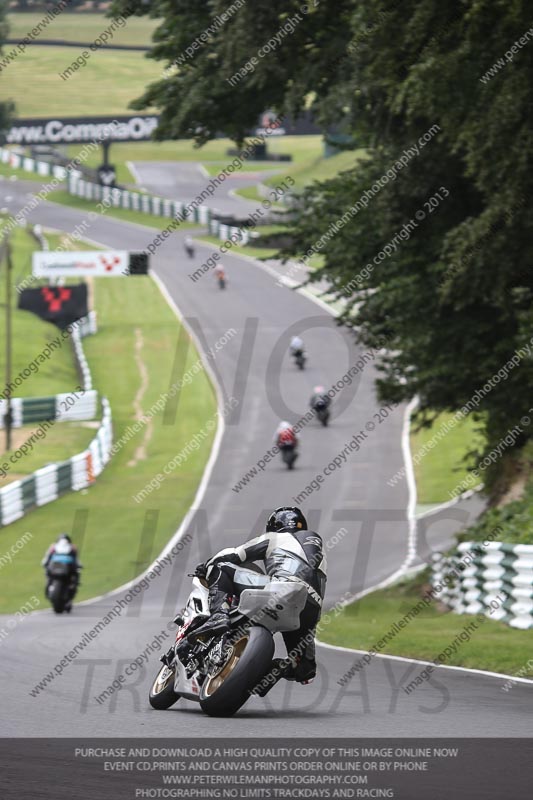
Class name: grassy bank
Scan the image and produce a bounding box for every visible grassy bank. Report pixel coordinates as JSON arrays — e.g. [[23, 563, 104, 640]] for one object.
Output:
[[198, 234, 280, 261], [0, 232, 217, 613], [411, 411, 485, 504], [3, 47, 159, 117], [454, 441, 533, 546], [320, 571, 531, 676]]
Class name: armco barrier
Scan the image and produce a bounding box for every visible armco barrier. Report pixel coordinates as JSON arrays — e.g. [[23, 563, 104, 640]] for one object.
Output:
[[207, 217, 251, 246], [431, 541, 533, 630], [67, 173, 211, 225], [0, 390, 98, 429], [68, 175, 262, 246], [0, 147, 69, 180], [0, 398, 112, 527]]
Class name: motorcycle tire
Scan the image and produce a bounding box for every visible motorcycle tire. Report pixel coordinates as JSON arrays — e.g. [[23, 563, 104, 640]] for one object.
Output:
[[49, 579, 66, 614], [199, 626, 274, 717], [149, 664, 181, 710]]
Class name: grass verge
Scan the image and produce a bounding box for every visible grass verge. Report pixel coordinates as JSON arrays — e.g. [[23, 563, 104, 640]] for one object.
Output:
[[411, 412, 485, 504], [197, 234, 280, 261], [319, 571, 532, 676]]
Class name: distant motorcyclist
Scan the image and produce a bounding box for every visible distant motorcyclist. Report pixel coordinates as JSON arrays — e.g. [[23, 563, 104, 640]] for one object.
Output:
[[289, 335, 304, 357], [275, 420, 297, 448], [275, 420, 298, 468], [289, 335, 306, 369], [42, 534, 81, 610], [188, 507, 327, 682], [214, 263, 226, 289], [184, 236, 195, 259], [310, 385, 331, 425]]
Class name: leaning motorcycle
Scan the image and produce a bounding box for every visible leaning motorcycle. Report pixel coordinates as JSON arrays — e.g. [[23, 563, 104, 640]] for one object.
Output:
[[46, 563, 76, 614], [149, 567, 308, 717]]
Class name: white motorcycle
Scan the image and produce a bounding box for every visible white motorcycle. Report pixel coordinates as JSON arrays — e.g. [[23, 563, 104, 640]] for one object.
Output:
[[148, 565, 308, 717]]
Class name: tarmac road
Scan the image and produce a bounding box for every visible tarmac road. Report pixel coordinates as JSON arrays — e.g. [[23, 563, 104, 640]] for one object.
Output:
[[0, 175, 530, 738]]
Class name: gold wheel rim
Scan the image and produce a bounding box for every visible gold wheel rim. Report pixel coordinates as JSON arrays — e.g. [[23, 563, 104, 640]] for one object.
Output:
[[203, 636, 249, 697], [152, 665, 174, 695]]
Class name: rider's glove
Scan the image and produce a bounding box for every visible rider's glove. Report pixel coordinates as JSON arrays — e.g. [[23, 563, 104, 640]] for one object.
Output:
[[192, 562, 208, 579], [207, 552, 241, 569]]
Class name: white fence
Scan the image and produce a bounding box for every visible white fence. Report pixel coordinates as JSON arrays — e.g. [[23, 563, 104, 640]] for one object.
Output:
[[0, 398, 113, 527], [0, 147, 68, 180]]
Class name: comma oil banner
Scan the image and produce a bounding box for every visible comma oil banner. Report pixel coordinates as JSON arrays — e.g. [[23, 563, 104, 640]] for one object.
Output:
[[18, 284, 88, 330], [5, 115, 159, 146]]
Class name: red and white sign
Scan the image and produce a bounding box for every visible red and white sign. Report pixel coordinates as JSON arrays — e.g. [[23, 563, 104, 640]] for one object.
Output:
[[32, 251, 129, 278]]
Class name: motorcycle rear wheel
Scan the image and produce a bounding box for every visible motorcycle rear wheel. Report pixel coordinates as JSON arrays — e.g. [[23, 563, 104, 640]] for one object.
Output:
[[199, 626, 274, 717], [149, 664, 181, 710], [49, 579, 66, 614]]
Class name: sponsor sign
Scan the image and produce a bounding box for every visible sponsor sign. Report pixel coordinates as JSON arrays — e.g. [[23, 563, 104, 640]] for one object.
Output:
[[5, 115, 159, 146], [32, 251, 129, 277], [18, 284, 88, 330]]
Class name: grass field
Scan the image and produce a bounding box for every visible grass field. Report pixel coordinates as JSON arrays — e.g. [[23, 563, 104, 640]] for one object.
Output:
[[0, 423, 96, 485], [411, 412, 485, 504], [319, 571, 532, 676], [0, 228, 217, 613], [8, 12, 159, 46], [280, 147, 367, 190], [3, 46, 160, 117], [234, 147, 368, 201]]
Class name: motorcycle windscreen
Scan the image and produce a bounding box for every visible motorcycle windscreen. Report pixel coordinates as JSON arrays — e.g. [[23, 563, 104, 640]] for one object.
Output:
[[237, 581, 307, 632]]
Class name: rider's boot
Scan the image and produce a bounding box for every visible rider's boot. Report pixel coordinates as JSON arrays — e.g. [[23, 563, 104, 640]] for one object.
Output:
[[187, 588, 232, 643]]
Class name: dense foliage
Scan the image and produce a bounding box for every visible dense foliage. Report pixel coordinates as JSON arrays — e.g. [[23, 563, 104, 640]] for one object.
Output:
[[110, 0, 533, 462]]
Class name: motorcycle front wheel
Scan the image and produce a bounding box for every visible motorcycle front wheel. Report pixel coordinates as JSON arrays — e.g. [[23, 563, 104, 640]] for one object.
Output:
[[149, 664, 181, 710], [199, 626, 274, 717]]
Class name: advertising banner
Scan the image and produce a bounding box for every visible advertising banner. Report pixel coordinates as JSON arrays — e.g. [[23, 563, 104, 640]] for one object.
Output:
[[18, 284, 88, 330], [5, 115, 159, 146]]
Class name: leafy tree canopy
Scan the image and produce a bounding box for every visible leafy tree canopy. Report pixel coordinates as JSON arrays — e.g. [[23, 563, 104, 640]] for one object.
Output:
[[110, 0, 533, 462]]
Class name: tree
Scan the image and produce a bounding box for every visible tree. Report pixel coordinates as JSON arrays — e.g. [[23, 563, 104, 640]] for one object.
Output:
[[110, 0, 533, 470]]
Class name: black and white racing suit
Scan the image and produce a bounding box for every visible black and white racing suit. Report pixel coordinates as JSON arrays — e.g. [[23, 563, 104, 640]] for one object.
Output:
[[205, 528, 327, 680]]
